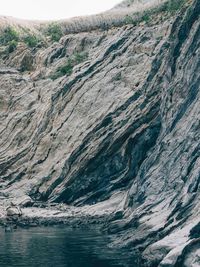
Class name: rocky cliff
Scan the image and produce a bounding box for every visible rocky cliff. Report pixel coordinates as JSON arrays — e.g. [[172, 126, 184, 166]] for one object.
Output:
[[0, 0, 199, 266]]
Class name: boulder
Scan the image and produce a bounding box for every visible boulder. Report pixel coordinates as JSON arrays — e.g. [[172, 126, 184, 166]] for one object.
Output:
[[6, 205, 22, 217], [5, 226, 12, 232], [13, 195, 34, 208]]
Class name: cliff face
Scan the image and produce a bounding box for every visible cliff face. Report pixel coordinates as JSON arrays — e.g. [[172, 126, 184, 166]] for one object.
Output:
[[0, 0, 172, 203], [0, 0, 199, 266], [110, 2, 200, 266]]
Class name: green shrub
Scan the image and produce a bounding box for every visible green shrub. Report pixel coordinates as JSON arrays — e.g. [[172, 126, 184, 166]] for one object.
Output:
[[23, 34, 40, 48], [123, 0, 186, 27], [0, 26, 19, 45], [51, 51, 88, 80], [8, 40, 18, 53], [161, 0, 185, 14], [51, 60, 73, 80], [46, 23, 63, 42], [140, 11, 151, 23], [124, 15, 136, 25], [124, 11, 151, 26], [74, 51, 88, 64]]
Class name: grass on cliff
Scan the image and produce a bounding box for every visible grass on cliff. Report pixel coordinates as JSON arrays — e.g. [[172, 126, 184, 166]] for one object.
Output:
[[23, 34, 42, 48], [0, 26, 19, 45], [45, 23, 63, 42], [51, 51, 88, 80], [0, 0, 188, 51], [161, 0, 186, 14], [7, 40, 18, 53], [0, 0, 189, 58], [0, 26, 43, 55], [124, 0, 187, 26], [40, 0, 188, 36], [0, 26, 19, 53]]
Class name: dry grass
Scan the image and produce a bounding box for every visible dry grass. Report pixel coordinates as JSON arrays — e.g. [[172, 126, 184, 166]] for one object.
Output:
[[0, 0, 190, 40], [0, 0, 167, 33]]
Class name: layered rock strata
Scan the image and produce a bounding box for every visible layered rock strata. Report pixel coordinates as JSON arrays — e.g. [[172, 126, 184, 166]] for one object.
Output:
[[0, 0, 199, 266]]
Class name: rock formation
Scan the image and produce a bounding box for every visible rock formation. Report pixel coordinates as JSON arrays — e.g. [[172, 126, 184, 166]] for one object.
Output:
[[0, 0, 199, 266]]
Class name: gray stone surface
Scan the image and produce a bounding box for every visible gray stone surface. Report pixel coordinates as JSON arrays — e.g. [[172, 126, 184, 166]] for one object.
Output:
[[0, 0, 199, 266]]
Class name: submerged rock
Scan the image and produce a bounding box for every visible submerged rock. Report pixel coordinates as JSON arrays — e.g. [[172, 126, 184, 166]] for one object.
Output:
[[5, 226, 12, 232]]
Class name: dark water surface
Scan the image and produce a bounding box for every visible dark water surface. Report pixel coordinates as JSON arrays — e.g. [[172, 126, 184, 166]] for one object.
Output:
[[0, 226, 138, 267]]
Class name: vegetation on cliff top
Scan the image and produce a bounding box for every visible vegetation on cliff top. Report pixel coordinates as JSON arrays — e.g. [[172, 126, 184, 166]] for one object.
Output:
[[45, 23, 63, 42], [0, 26, 43, 54], [42, 0, 188, 34], [0, 0, 189, 51], [124, 0, 187, 26]]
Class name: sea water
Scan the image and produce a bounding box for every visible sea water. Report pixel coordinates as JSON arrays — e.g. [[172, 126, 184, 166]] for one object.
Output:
[[0, 226, 140, 267]]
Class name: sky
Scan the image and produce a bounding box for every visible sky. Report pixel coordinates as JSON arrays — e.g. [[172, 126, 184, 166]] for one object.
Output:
[[0, 0, 122, 21]]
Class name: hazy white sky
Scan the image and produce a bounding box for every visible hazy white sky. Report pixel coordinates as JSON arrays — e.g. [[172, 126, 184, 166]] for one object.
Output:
[[0, 0, 122, 21]]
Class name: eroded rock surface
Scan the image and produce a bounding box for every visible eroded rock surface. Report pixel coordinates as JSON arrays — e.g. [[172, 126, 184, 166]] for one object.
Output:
[[0, 0, 199, 266]]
